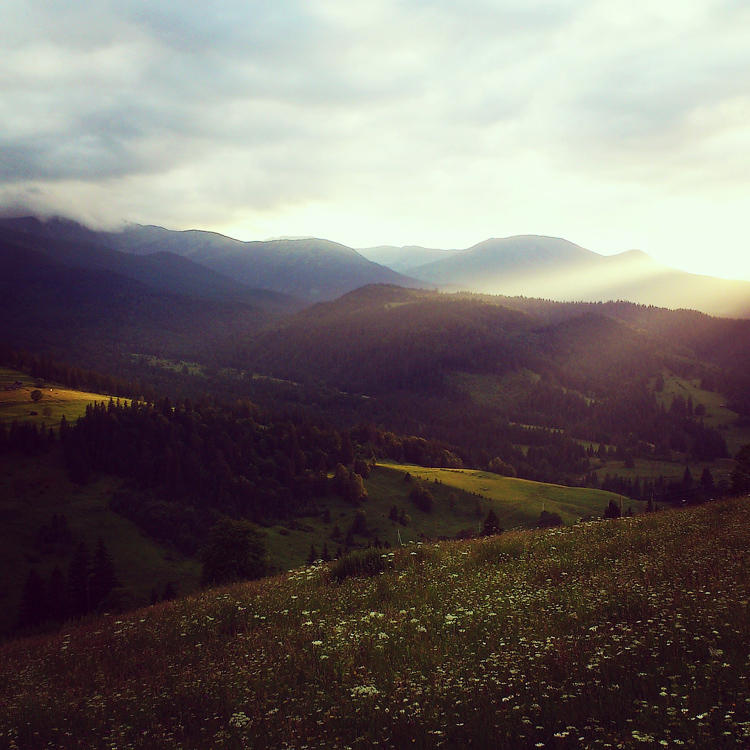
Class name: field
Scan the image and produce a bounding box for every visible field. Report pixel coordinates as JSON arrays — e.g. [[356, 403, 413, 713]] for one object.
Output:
[[0, 367, 117, 429], [1, 497, 749, 748], [262, 463, 626, 572]]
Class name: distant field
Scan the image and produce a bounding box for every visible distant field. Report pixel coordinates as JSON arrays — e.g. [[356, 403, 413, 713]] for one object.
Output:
[[0, 367, 118, 429], [447, 369, 541, 412], [593, 456, 735, 485], [376, 462, 626, 529]]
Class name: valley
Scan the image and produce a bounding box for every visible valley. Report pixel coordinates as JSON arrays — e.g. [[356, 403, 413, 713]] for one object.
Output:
[[1, 216, 750, 747]]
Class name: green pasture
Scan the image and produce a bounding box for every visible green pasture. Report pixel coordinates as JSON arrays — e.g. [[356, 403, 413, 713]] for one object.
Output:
[[377, 462, 626, 528], [262, 462, 626, 571], [0, 367, 118, 429]]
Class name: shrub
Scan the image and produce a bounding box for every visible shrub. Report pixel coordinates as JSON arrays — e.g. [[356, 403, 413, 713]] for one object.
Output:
[[328, 547, 387, 583]]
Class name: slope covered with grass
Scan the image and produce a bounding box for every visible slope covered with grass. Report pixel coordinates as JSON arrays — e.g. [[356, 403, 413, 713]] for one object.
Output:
[[2, 499, 749, 749]]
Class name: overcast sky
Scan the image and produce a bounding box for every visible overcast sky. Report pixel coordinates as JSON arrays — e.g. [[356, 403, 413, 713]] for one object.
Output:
[[2, 0, 750, 279]]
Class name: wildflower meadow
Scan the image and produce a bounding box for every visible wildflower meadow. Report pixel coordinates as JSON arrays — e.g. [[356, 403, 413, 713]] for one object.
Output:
[[1, 498, 749, 749]]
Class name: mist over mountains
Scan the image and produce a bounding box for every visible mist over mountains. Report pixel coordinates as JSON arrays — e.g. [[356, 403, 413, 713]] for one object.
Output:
[[361, 235, 750, 319], [2, 216, 750, 318]]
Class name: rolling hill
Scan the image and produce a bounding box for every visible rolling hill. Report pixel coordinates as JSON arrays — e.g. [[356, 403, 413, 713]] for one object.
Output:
[[0, 239, 274, 367]]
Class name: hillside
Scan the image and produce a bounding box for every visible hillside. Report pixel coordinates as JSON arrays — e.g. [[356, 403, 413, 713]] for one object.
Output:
[[0, 240, 275, 370], [2, 498, 749, 748], [406, 235, 750, 318]]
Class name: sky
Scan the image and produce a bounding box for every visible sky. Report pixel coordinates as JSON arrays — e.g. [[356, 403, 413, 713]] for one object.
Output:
[[2, 0, 750, 280]]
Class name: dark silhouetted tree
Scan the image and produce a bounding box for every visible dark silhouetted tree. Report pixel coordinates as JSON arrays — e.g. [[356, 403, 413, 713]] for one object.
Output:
[[47, 566, 68, 623], [481, 508, 503, 536], [731, 445, 750, 495], [90, 539, 122, 610], [16, 569, 48, 630], [603, 498, 622, 519], [67, 542, 91, 618], [200, 518, 270, 586]]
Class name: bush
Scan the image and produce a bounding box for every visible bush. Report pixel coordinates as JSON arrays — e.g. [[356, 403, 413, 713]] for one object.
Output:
[[328, 548, 388, 583], [409, 482, 434, 512]]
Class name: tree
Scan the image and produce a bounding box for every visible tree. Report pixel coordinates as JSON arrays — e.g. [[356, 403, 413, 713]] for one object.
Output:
[[350, 509, 368, 536], [700, 466, 714, 489], [603, 498, 622, 519], [200, 518, 270, 586], [481, 508, 503, 537], [345, 471, 368, 504], [306, 543, 319, 565], [16, 569, 48, 630], [409, 482, 434, 513], [162, 581, 178, 601], [90, 538, 122, 610], [67, 542, 91, 618], [731, 445, 750, 495], [487, 457, 516, 477], [47, 566, 67, 622], [30, 389, 43, 403]]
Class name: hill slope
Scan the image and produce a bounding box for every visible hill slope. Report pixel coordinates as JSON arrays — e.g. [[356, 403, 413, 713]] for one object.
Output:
[[2, 498, 749, 748], [0, 240, 272, 366]]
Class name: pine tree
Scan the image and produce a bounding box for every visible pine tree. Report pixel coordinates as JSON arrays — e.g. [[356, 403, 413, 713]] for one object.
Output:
[[603, 498, 622, 519], [90, 539, 122, 610], [306, 543, 318, 565], [162, 581, 177, 601], [321, 543, 331, 563], [481, 508, 502, 536], [67, 542, 91, 618], [16, 569, 48, 630], [47, 566, 68, 623]]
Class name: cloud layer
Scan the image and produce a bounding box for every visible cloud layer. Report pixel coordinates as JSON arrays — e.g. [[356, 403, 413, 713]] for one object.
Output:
[[2, 0, 750, 278]]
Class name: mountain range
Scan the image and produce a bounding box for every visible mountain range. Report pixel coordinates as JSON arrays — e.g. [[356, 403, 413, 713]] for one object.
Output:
[[360, 235, 750, 319], [2, 217, 750, 318]]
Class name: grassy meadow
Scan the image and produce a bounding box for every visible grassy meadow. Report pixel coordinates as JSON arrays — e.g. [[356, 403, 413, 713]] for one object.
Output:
[[1, 497, 749, 748], [263, 463, 626, 572], [0, 367, 117, 429]]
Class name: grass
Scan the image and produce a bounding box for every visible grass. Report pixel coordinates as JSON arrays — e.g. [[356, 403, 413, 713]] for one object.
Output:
[[262, 463, 626, 571], [0, 367, 118, 429], [375, 462, 624, 530], [1, 497, 749, 748]]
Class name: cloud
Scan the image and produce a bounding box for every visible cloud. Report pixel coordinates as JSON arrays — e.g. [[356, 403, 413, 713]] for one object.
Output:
[[1, 0, 750, 277]]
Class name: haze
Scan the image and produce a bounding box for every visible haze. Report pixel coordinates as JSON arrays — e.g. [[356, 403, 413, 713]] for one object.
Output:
[[2, 0, 750, 281]]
